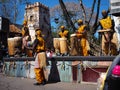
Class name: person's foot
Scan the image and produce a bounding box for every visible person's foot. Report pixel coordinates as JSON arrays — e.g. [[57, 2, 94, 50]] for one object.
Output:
[[33, 82, 41, 86], [33, 81, 46, 86], [41, 81, 46, 85]]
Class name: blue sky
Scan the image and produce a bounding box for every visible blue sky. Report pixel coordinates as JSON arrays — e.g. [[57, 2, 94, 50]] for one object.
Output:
[[17, 0, 110, 24], [29, 0, 109, 9]]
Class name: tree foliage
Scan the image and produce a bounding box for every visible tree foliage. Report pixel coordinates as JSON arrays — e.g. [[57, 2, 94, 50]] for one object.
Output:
[[50, 0, 107, 55], [0, 0, 26, 23], [50, 1, 97, 38]]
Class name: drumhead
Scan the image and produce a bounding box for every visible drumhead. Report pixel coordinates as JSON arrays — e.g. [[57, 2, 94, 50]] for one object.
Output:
[[59, 38, 67, 40], [54, 38, 59, 40], [70, 34, 76, 37]]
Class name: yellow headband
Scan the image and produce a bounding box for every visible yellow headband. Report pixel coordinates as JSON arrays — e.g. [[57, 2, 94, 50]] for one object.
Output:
[[23, 20, 27, 25], [36, 30, 42, 36], [60, 25, 65, 29], [77, 19, 83, 23]]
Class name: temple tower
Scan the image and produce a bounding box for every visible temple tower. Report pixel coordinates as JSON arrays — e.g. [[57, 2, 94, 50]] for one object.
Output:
[[24, 2, 53, 48]]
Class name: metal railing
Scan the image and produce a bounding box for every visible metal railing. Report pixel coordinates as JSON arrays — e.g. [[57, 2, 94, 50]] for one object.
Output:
[[3, 55, 118, 62]]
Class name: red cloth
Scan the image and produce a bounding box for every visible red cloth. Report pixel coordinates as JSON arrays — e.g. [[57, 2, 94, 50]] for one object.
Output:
[[112, 65, 120, 76]]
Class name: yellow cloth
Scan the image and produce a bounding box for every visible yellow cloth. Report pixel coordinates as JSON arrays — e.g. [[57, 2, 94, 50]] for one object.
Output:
[[58, 30, 69, 54], [80, 38, 89, 56], [34, 36, 46, 68], [35, 37, 45, 53], [34, 52, 47, 68], [77, 25, 89, 56], [36, 30, 42, 36], [100, 16, 112, 30], [58, 30, 69, 38], [34, 68, 45, 83], [38, 52, 47, 68], [23, 20, 27, 25], [76, 25, 86, 38], [21, 26, 29, 36], [21, 28, 25, 36]]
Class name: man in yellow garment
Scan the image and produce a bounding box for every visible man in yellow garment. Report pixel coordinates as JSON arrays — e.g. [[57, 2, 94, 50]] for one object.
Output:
[[30, 28, 46, 85], [58, 25, 69, 38], [76, 19, 90, 56], [21, 20, 28, 37], [99, 10, 113, 43], [58, 25, 69, 56], [21, 20, 33, 56], [98, 10, 117, 55]]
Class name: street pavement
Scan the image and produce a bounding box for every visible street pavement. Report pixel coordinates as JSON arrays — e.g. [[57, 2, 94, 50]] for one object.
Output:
[[0, 73, 97, 90]]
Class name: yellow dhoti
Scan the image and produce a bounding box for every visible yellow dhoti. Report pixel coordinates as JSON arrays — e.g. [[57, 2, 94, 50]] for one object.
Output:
[[79, 38, 90, 56], [34, 52, 46, 83], [34, 68, 45, 83]]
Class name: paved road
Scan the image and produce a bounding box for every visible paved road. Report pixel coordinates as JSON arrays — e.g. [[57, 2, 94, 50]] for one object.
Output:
[[0, 73, 97, 90]]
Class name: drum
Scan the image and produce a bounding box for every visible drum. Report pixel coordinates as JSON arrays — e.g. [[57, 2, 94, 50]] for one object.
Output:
[[14, 37, 22, 55], [7, 38, 15, 56], [14, 37, 22, 47], [53, 38, 60, 49], [8, 37, 22, 56], [53, 38, 60, 54], [101, 32, 118, 55], [59, 38, 68, 54], [70, 34, 79, 56]]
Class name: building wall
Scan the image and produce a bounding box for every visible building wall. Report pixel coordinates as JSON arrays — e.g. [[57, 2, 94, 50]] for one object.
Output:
[[110, 0, 120, 15], [82, 67, 108, 82]]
